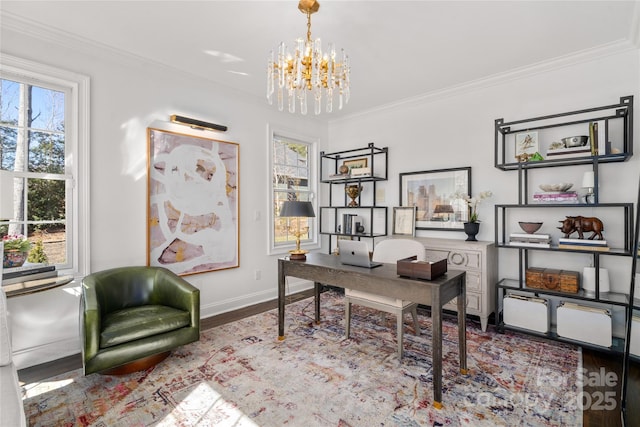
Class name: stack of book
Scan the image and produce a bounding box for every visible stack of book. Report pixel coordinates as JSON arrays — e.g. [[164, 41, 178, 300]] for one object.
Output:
[[533, 191, 579, 203], [2, 263, 57, 286], [558, 238, 609, 251], [508, 233, 551, 248], [545, 145, 591, 160], [339, 214, 363, 235], [327, 173, 349, 180]]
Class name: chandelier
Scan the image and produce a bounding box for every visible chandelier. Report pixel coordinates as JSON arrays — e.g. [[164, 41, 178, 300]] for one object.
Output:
[[267, 0, 350, 115]]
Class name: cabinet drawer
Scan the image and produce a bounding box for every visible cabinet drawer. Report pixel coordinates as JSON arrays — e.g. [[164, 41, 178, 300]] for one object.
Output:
[[426, 249, 481, 270], [448, 250, 481, 270], [445, 292, 481, 312], [466, 271, 482, 292]]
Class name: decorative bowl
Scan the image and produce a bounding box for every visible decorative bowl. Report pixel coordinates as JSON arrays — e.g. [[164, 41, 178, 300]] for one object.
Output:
[[539, 183, 573, 192], [518, 221, 543, 234], [561, 135, 588, 147]]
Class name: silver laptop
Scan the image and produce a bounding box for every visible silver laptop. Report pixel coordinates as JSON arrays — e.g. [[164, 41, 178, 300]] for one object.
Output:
[[339, 240, 382, 268]]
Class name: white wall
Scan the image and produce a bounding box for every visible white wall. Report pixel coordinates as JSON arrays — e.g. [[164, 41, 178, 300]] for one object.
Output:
[[1, 20, 328, 367]]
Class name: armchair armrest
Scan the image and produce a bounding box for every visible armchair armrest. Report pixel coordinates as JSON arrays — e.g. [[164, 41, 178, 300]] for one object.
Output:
[[80, 276, 102, 362], [152, 268, 200, 329]]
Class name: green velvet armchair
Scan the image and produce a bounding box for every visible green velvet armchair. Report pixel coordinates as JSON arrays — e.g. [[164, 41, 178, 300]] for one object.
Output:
[[81, 266, 200, 375]]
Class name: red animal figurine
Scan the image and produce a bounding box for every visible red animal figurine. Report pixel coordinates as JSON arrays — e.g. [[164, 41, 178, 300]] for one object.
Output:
[[557, 216, 604, 240]]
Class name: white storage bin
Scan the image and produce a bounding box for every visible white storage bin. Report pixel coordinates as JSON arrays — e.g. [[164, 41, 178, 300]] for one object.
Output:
[[503, 294, 549, 333], [556, 302, 612, 347]]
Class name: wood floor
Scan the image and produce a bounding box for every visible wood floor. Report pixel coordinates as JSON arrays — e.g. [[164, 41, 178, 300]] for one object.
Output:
[[18, 290, 640, 426]]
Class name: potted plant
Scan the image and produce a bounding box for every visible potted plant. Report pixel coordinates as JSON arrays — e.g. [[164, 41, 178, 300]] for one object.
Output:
[[3, 234, 32, 268], [457, 191, 493, 241]]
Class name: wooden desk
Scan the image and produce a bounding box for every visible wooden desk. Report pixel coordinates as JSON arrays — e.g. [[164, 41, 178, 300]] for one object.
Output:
[[278, 253, 467, 407]]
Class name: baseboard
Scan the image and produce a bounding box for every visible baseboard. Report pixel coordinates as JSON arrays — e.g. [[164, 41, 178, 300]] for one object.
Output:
[[200, 278, 314, 319], [13, 337, 80, 370]]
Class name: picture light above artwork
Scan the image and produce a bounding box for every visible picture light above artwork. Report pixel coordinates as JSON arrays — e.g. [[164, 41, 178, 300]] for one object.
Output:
[[170, 115, 228, 132]]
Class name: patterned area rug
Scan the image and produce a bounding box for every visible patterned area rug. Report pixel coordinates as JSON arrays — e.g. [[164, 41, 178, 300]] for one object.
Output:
[[23, 291, 582, 426]]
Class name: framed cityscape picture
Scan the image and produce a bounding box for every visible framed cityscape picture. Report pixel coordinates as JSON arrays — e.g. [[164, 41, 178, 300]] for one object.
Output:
[[147, 127, 239, 275], [399, 167, 471, 231]]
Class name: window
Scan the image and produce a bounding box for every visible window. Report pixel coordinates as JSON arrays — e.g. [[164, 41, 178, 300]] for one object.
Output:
[[269, 128, 318, 254], [0, 55, 89, 277]]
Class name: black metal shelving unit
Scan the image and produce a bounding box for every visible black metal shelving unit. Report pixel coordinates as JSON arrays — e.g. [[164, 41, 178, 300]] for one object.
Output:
[[493, 95, 635, 355], [319, 143, 389, 253], [621, 171, 640, 425]]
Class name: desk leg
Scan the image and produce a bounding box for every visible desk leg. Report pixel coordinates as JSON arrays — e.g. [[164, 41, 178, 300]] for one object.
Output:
[[432, 290, 443, 409], [278, 259, 285, 340], [457, 274, 468, 375], [314, 282, 322, 323]]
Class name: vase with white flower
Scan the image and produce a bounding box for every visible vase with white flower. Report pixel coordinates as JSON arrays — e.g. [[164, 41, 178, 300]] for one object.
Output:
[[456, 191, 493, 241], [3, 234, 32, 268]]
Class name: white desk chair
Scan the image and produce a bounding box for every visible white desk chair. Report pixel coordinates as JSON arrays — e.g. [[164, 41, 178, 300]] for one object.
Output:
[[344, 239, 425, 358]]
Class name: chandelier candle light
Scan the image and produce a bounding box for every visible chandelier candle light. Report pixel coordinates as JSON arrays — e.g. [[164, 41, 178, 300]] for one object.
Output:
[[267, 0, 350, 115]]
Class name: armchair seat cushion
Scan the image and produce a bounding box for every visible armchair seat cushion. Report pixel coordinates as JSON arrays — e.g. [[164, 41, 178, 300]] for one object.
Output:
[[100, 305, 191, 348]]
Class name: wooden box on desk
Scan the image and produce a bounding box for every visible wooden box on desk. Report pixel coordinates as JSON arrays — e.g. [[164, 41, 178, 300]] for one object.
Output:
[[525, 267, 579, 293], [397, 256, 447, 280]]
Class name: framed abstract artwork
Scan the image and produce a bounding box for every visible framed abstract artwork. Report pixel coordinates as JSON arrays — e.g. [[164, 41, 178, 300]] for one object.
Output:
[[147, 128, 239, 275], [399, 167, 471, 231]]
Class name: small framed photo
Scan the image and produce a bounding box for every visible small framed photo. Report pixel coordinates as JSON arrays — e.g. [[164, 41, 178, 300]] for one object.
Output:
[[392, 206, 416, 236], [515, 131, 538, 159], [342, 158, 368, 173]]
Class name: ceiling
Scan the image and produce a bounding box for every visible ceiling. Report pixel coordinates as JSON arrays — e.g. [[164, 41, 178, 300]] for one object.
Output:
[[1, 1, 639, 120]]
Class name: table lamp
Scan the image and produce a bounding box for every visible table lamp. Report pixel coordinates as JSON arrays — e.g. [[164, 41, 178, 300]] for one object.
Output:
[[582, 171, 595, 204], [280, 200, 316, 260]]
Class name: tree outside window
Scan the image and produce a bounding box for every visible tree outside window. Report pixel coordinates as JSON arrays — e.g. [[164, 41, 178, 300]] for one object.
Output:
[[0, 78, 68, 265], [272, 135, 315, 249]]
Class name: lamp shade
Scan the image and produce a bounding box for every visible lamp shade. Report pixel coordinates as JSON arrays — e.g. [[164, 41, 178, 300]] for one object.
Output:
[[280, 201, 316, 218], [582, 171, 595, 188]]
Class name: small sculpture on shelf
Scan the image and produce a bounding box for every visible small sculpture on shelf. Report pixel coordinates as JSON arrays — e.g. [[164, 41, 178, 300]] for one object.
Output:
[[345, 185, 362, 207], [557, 216, 604, 240]]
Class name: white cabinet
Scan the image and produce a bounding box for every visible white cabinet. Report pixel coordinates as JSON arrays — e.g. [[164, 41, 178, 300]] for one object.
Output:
[[413, 237, 498, 331]]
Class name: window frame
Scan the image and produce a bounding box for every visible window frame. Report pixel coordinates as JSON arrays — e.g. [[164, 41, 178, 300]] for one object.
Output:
[[268, 125, 319, 255], [0, 54, 90, 278]]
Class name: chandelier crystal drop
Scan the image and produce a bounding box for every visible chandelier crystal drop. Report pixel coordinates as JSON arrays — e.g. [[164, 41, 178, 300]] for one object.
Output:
[[267, 0, 350, 115]]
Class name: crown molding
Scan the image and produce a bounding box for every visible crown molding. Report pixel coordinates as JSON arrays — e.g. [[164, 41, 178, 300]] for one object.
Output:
[[3, 10, 637, 127], [0, 11, 139, 66], [330, 38, 639, 124], [0, 11, 259, 101]]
